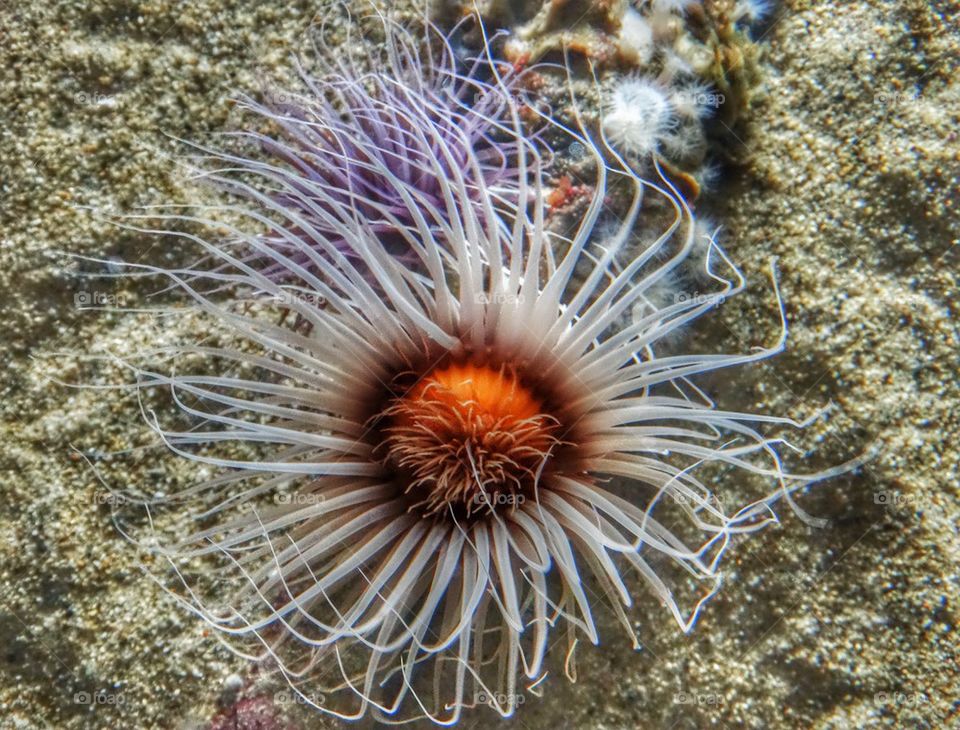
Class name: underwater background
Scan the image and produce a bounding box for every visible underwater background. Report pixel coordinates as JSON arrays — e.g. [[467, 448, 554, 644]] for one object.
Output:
[[0, 0, 956, 728]]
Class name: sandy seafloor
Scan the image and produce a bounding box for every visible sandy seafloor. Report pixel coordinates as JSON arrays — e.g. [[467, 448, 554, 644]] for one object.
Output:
[[0, 0, 958, 728]]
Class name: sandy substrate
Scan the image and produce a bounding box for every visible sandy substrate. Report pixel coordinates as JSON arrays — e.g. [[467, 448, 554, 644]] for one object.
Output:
[[0, 1, 957, 729]]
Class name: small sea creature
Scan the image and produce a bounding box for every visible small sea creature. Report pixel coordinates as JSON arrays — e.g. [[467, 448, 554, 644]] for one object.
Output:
[[601, 75, 679, 157], [733, 0, 774, 25]]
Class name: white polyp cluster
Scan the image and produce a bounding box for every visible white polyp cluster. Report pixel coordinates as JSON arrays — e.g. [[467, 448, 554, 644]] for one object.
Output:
[[618, 6, 655, 65], [602, 75, 713, 160], [607, 2, 724, 165], [602, 76, 678, 157], [733, 0, 773, 25], [650, 0, 702, 15], [608, 0, 779, 166]]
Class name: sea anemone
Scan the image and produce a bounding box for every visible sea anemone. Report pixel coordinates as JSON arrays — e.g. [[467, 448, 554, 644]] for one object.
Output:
[[733, 0, 774, 25], [195, 12, 532, 284], [95, 11, 848, 727], [601, 75, 679, 158]]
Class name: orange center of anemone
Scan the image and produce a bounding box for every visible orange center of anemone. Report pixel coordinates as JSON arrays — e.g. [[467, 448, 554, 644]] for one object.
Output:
[[410, 362, 544, 423], [380, 362, 561, 517]]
